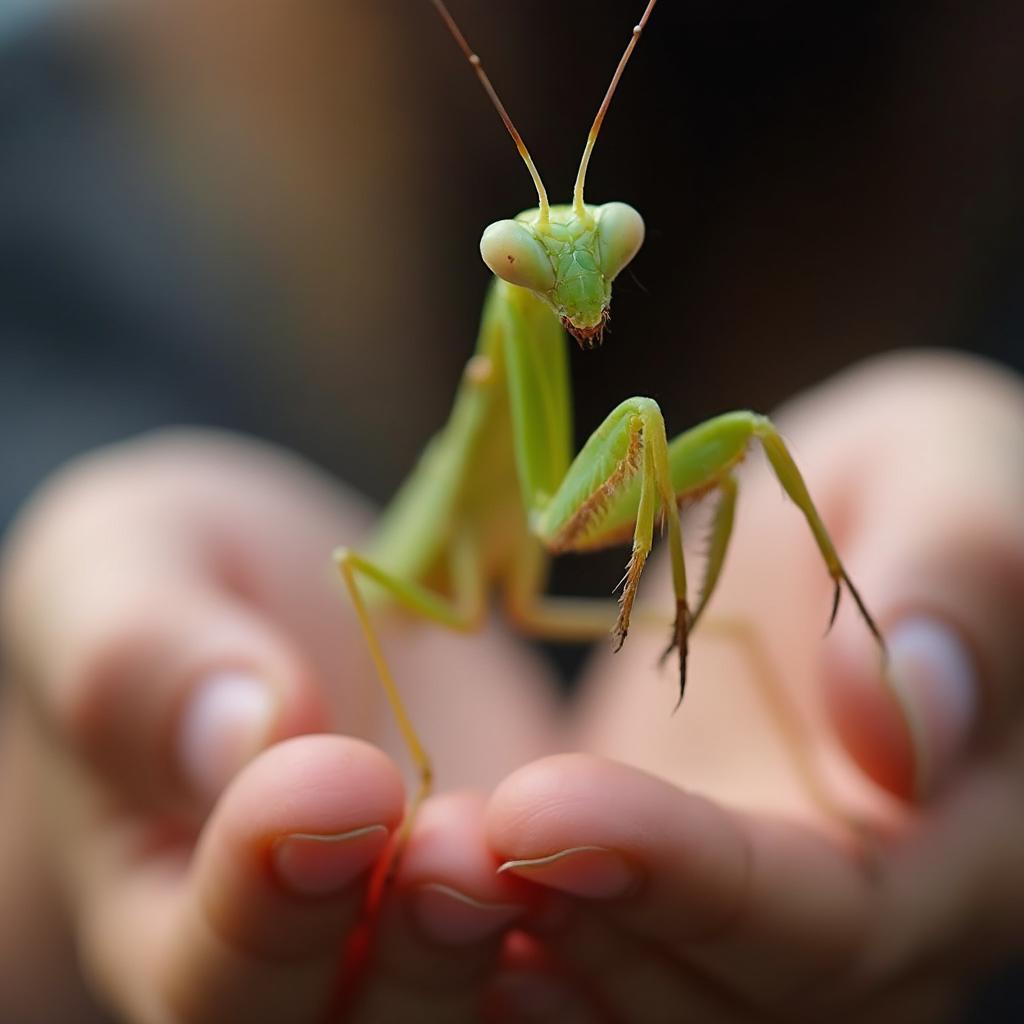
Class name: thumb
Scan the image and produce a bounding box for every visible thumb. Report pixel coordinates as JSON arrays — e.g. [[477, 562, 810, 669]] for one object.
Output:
[[1, 460, 332, 817], [67, 583, 330, 812], [822, 359, 1024, 801]]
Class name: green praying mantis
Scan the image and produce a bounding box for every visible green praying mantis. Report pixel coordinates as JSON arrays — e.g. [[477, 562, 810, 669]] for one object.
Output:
[[335, 0, 886, 815]]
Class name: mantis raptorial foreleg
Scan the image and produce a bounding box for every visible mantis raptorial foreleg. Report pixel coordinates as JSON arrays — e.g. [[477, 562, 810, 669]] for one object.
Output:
[[691, 474, 738, 630], [533, 396, 690, 667]]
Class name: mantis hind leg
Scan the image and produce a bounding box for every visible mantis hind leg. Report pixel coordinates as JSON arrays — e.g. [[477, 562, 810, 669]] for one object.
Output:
[[334, 528, 486, 819], [666, 411, 886, 656]]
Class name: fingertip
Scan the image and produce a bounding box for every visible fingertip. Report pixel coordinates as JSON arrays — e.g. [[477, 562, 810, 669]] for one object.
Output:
[[176, 670, 278, 806], [824, 629, 918, 800], [486, 755, 760, 945], [213, 734, 407, 851], [811, 371, 1024, 801], [486, 753, 612, 849], [486, 754, 631, 883], [825, 613, 981, 802], [175, 654, 330, 809], [486, 752, 741, 896], [486, 755, 873, 996], [349, 791, 529, 1020], [152, 737, 404, 1024], [78, 736, 405, 1024], [61, 588, 334, 813], [396, 792, 529, 948], [190, 735, 405, 958]]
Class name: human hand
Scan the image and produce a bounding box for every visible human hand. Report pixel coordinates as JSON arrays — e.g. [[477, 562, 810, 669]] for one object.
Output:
[[486, 353, 1024, 1022], [0, 430, 558, 1024]]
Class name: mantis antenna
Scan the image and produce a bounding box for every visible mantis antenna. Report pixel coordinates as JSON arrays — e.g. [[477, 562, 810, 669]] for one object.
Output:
[[573, 0, 660, 220], [429, 0, 551, 227]]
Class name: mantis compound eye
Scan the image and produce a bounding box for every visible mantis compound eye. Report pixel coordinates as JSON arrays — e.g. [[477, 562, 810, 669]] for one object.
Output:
[[480, 220, 556, 293], [596, 202, 645, 283]]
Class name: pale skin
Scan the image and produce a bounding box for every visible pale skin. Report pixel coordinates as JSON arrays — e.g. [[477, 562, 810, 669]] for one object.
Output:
[[3, 356, 1023, 1023], [335, 0, 886, 820]]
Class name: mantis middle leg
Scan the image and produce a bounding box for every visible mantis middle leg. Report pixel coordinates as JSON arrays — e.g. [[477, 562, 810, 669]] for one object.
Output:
[[334, 526, 487, 813], [663, 411, 884, 649]]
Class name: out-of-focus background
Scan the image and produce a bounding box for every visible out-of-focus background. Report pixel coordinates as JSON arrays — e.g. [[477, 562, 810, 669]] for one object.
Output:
[[0, 0, 1022, 1017], [3, 0, 1023, 518]]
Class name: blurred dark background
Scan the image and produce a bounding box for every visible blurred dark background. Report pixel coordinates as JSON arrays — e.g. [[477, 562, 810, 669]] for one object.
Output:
[[0, 1, 1022, 1018], [3, 1, 1023, 521]]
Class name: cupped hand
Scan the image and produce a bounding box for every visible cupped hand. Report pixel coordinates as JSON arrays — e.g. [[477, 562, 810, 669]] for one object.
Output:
[[487, 352, 1024, 1023], [0, 431, 558, 1024], [3, 351, 1021, 1024]]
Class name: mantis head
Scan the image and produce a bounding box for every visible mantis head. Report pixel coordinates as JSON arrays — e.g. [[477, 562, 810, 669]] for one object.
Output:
[[480, 202, 645, 348], [430, 0, 658, 349]]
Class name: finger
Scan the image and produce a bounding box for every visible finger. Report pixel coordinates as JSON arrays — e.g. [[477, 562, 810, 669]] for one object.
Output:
[[810, 354, 1024, 799], [488, 755, 874, 1012], [0, 434, 384, 814], [75, 735, 404, 1024], [1, 473, 331, 814], [352, 791, 534, 1023], [37, 574, 329, 814]]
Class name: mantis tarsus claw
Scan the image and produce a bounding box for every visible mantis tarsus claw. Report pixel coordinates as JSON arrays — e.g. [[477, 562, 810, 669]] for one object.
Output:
[[657, 633, 675, 667], [827, 579, 843, 634], [657, 601, 689, 707], [825, 573, 888, 660], [842, 571, 888, 656], [674, 601, 690, 706]]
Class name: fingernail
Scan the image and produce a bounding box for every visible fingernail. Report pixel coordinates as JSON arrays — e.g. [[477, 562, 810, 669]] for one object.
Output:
[[178, 670, 275, 802], [273, 825, 389, 896], [411, 883, 524, 945], [497, 846, 640, 900], [886, 617, 978, 798]]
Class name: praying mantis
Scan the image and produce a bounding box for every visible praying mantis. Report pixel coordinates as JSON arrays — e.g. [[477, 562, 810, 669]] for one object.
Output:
[[335, 0, 886, 814]]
